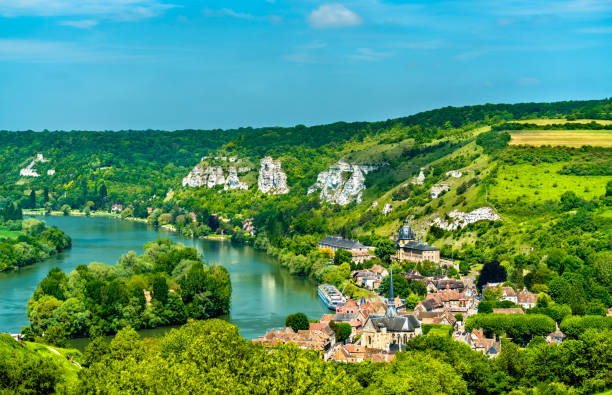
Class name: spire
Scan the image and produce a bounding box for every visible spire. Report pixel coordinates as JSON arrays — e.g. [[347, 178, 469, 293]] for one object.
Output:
[[385, 268, 398, 318], [388, 268, 394, 304]]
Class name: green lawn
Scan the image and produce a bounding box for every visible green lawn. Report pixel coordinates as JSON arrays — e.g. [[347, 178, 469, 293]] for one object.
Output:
[[422, 324, 452, 337], [490, 162, 610, 205], [0, 227, 23, 239]]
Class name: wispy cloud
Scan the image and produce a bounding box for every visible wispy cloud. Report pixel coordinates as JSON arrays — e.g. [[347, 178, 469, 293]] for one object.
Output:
[[59, 19, 98, 29], [0, 0, 175, 21], [202, 7, 282, 23], [308, 4, 362, 29], [203, 8, 254, 20], [349, 48, 390, 62]]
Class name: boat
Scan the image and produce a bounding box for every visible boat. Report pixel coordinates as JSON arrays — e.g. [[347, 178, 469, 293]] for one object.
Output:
[[318, 284, 347, 310]]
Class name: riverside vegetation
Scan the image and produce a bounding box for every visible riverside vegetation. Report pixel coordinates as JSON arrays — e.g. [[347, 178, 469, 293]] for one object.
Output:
[[1, 99, 611, 394], [0, 201, 71, 271], [25, 239, 231, 339]]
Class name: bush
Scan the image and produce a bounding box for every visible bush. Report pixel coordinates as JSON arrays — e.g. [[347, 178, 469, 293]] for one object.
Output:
[[285, 313, 309, 332]]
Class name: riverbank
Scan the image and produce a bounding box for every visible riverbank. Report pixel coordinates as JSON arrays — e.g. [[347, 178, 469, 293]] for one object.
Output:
[[23, 209, 231, 242], [1, 215, 327, 337]]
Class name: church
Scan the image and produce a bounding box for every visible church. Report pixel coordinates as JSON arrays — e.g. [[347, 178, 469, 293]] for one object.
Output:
[[394, 220, 440, 263], [360, 270, 422, 351]]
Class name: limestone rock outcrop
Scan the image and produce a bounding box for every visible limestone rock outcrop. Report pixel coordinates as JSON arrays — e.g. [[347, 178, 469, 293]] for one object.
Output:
[[430, 207, 501, 230], [308, 161, 378, 205], [411, 169, 426, 185], [258, 157, 289, 194], [446, 170, 463, 178], [182, 163, 248, 190], [430, 184, 450, 198], [20, 153, 48, 177]]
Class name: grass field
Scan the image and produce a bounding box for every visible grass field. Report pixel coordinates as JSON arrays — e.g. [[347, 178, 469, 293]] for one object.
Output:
[[509, 130, 612, 147], [490, 162, 610, 204], [514, 118, 612, 126]]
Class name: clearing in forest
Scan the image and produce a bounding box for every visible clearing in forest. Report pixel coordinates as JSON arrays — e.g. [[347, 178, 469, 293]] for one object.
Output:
[[509, 130, 612, 147]]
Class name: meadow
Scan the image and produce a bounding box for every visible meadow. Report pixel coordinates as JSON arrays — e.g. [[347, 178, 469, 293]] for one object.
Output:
[[490, 162, 609, 204], [0, 227, 23, 239], [509, 130, 612, 147]]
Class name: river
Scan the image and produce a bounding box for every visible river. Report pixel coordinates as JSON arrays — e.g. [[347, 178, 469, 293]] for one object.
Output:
[[0, 216, 328, 340]]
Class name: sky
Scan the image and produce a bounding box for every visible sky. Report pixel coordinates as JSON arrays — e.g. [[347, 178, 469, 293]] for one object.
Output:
[[0, 0, 610, 131]]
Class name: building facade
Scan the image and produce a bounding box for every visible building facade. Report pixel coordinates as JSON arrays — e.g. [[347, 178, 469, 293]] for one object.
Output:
[[394, 221, 440, 263]]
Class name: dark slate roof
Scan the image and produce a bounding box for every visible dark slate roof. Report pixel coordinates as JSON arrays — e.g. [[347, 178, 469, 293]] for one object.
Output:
[[370, 314, 420, 333], [397, 222, 415, 241], [435, 279, 464, 289], [333, 313, 357, 322], [421, 298, 442, 311], [399, 240, 439, 252], [319, 236, 366, 250]]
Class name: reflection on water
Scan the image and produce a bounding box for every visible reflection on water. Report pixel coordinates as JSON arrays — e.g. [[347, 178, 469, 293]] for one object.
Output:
[[0, 216, 327, 340]]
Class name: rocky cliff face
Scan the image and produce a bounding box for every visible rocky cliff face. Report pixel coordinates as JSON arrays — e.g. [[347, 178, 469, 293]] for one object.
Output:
[[258, 157, 289, 194], [308, 161, 378, 205], [430, 207, 501, 230], [182, 163, 248, 190]]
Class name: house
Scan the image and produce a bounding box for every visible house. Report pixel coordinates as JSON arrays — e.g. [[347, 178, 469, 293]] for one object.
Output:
[[416, 310, 457, 326], [546, 326, 566, 344], [337, 299, 359, 314], [111, 204, 123, 213], [501, 287, 518, 304], [426, 278, 465, 293], [517, 288, 538, 309], [467, 328, 501, 358], [319, 236, 375, 264], [253, 324, 336, 353], [394, 221, 440, 264], [360, 271, 422, 351], [425, 289, 475, 313], [352, 265, 388, 290]]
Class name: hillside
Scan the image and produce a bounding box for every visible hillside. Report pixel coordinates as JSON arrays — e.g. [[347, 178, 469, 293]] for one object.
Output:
[[1, 99, 611, 314], [0, 334, 82, 393]]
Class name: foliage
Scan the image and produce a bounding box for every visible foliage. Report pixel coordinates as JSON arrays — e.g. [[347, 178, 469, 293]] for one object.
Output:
[[0, 215, 71, 272], [285, 313, 309, 333], [329, 320, 352, 343], [25, 238, 231, 337], [465, 313, 556, 345]]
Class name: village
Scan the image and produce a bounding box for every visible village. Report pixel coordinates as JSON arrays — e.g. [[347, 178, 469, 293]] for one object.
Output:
[[253, 221, 555, 363]]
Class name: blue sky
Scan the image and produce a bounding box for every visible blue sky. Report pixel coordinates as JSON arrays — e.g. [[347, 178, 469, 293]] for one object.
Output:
[[0, 0, 610, 131]]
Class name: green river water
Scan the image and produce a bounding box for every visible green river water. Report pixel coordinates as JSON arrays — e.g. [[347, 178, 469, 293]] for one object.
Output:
[[0, 216, 328, 343]]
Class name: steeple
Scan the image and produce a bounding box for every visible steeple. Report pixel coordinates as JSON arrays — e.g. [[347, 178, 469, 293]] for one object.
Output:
[[385, 268, 398, 318]]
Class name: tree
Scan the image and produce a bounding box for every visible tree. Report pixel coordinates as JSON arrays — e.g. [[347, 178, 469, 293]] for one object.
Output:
[[378, 274, 412, 299], [333, 249, 352, 266], [285, 313, 309, 332], [374, 238, 396, 263], [329, 320, 352, 343], [43, 325, 68, 348], [61, 204, 71, 216], [152, 275, 169, 304], [477, 261, 507, 291], [29, 190, 36, 209]]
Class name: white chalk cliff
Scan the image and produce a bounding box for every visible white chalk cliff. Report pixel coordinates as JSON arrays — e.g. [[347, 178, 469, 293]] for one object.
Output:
[[308, 161, 378, 205], [182, 163, 248, 190], [430, 207, 501, 230], [20, 153, 48, 177], [258, 157, 289, 194]]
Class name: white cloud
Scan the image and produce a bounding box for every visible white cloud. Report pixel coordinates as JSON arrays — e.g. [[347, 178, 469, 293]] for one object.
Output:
[[308, 4, 362, 29], [349, 48, 389, 62], [0, 0, 175, 21], [203, 8, 254, 20], [59, 19, 98, 28]]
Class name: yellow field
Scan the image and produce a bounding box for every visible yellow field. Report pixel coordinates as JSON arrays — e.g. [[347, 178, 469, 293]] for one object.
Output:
[[514, 118, 612, 126], [509, 130, 612, 147]]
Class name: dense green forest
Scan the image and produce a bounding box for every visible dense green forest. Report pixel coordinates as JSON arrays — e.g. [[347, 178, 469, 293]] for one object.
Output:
[[0, 201, 71, 271], [3, 319, 611, 394], [26, 239, 231, 338]]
